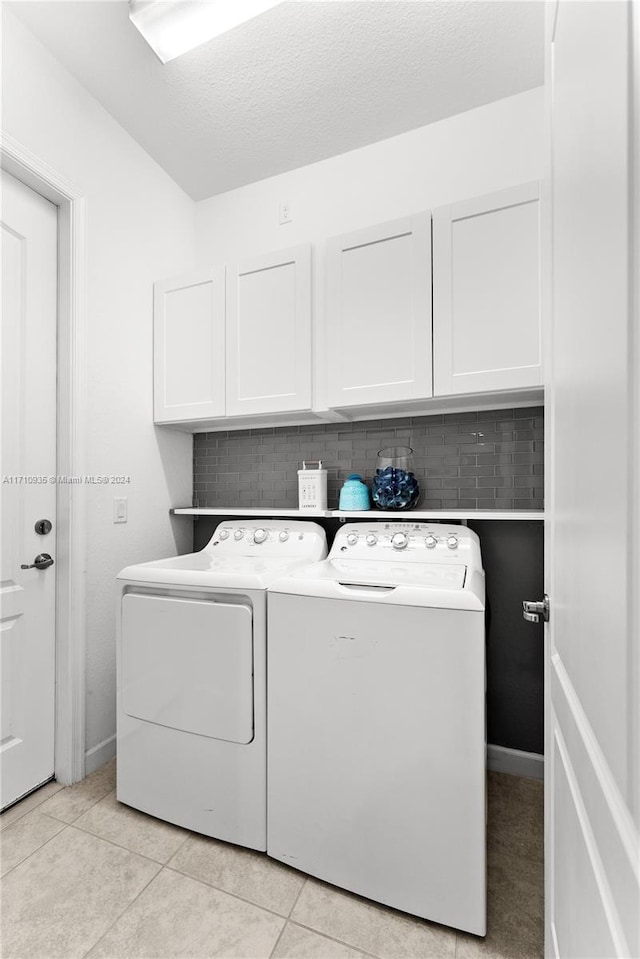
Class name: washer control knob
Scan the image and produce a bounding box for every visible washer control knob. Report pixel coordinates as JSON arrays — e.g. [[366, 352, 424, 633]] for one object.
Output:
[[279, 531, 289, 542], [425, 535, 438, 549], [346, 533, 359, 546], [234, 529, 244, 541], [253, 528, 268, 544], [218, 529, 229, 540], [391, 532, 409, 550], [447, 535, 459, 550], [366, 533, 377, 547]]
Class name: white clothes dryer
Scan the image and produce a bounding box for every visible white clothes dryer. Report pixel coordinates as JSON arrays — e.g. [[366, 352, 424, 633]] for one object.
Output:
[[116, 520, 327, 851], [267, 521, 486, 935]]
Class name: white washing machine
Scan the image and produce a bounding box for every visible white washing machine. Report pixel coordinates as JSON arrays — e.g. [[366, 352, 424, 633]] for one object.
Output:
[[116, 519, 326, 851], [267, 521, 486, 936]]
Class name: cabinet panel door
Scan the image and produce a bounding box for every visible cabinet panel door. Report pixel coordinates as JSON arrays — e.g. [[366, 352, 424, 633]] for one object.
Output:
[[326, 214, 432, 408], [433, 183, 542, 396], [226, 245, 312, 416], [154, 269, 225, 423]]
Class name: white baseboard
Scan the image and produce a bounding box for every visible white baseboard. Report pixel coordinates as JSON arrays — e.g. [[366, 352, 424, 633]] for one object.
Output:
[[487, 744, 544, 780], [84, 737, 542, 780], [84, 734, 116, 775]]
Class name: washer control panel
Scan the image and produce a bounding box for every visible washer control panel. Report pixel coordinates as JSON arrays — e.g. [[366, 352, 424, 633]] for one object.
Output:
[[331, 522, 481, 566]]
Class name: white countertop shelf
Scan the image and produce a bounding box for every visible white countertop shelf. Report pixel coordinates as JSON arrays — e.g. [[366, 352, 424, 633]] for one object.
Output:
[[332, 510, 544, 520], [171, 508, 544, 521], [172, 507, 333, 517]]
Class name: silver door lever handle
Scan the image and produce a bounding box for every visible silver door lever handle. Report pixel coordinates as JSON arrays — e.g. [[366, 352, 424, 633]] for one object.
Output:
[[523, 595, 549, 624], [21, 553, 54, 571]]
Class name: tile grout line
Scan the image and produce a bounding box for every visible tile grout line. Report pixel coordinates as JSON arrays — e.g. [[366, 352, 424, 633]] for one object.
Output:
[[264, 875, 310, 959], [53, 799, 306, 925], [286, 876, 307, 918], [0, 782, 65, 832], [27, 762, 118, 828], [285, 879, 455, 959], [37, 787, 120, 828], [82, 840, 463, 959], [0, 817, 71, 881], [79, 858, 164, 959], [163, 861, 302, 922], [67, 818, 188, 868], [267, 918, 288, 959], [165, 826, 193, 860], [283, 916, 402, 959], [283, 917, 383, 959]]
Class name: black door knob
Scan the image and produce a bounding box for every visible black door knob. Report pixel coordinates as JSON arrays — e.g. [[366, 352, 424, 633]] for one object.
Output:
[[21, 553, 54, 571]]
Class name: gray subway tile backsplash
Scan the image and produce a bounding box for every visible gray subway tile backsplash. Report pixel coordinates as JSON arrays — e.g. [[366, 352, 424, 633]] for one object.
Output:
[[192, 407, 544, 511]]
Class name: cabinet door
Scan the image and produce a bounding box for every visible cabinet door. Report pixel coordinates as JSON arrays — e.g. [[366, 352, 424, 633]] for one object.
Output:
[[226, 245, 312, 416], [433, 183, 542, 396], [154, 269, 225, 423], [326, 214, 432, 408]]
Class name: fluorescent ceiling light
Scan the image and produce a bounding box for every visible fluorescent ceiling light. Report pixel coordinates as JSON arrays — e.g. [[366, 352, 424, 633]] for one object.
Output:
[[129, 0, 284, 64]]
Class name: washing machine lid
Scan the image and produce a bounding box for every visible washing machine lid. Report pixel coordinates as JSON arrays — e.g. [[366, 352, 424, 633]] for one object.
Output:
[[312, 558, 467, 590], [117, 552, 317, 590], [269, 558, 485, 610]]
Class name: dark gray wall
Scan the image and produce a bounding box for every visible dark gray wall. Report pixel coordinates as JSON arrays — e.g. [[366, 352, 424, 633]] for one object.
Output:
[[468, 519, 545, 754], [193, 514, 545, 757], [191, 406, 545, 757], [193, 407, 544, 511]]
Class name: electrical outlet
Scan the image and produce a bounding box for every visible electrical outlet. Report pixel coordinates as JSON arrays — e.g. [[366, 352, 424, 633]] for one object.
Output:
[[279, 201, 292, 225]]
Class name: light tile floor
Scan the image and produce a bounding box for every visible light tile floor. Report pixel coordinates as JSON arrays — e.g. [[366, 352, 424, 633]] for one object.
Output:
[[0, 761, 543, 959]]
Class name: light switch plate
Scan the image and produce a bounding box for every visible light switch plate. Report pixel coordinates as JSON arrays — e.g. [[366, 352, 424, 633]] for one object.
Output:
[[113, 497, 128, 523], [279, 200, 292, 224]]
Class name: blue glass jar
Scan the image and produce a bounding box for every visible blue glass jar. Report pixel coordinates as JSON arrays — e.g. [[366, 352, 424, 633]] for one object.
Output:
[[339, 474, 370, 511], [372, 446, 420, 510]]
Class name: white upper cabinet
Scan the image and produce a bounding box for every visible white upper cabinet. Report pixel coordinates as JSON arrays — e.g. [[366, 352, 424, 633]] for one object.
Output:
[[432, 182, 542, 396], [154, 269, 225, 423], [226, 244, 312, 416], [325, 213, 432, 408], [153, 186, 543, 430]]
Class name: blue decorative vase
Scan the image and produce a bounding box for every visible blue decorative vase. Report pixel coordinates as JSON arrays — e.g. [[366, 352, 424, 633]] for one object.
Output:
[[339, 474, 370, 511], [372, 446, 420, 510]]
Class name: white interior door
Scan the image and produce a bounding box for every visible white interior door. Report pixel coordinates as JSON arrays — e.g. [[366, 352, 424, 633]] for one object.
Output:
[[545, 3, 639, 956], [1, 171, 58, 809]]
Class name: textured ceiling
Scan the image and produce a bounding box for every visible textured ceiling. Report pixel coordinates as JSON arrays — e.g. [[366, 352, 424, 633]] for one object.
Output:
[[9, 1, 544, 200]]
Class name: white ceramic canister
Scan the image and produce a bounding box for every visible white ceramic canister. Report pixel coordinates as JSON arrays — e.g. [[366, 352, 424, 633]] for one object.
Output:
[[297, 460, 328, 511]]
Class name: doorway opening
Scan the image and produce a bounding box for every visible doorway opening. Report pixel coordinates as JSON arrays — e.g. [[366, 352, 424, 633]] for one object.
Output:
[[1, 132, 87, 790]]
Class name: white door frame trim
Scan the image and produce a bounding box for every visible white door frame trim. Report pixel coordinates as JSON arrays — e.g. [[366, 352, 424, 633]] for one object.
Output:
[[1, 132, 87, 786]]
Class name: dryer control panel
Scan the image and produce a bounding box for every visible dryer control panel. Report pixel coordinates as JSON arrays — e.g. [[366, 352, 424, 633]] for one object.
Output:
[[208, 520, 327, 562], [331, 522, 482, 569]]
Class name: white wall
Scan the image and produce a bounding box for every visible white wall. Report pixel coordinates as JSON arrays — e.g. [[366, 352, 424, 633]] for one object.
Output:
[[1, 10, 543, 773], [196, 87, 543, 263], [2, 9, 196, 770], [196, 86, 544, 407]]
